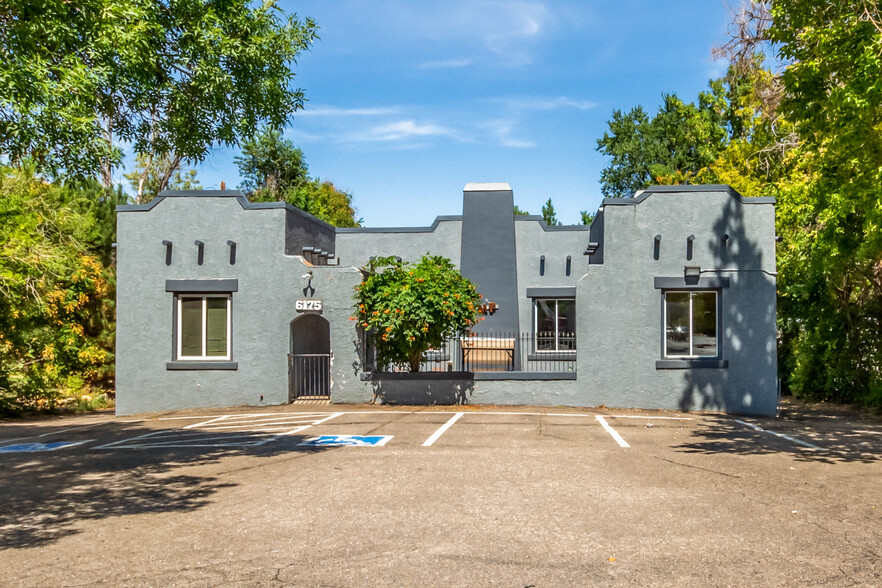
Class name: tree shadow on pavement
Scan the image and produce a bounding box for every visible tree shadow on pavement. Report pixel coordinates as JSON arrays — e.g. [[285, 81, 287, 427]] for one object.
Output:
[[674, 403, 882, 465], [0, 422, 330, 550]]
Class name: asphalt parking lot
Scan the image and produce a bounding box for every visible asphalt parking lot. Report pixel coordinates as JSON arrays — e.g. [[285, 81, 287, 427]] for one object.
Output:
[[1, 401, 880, 587]]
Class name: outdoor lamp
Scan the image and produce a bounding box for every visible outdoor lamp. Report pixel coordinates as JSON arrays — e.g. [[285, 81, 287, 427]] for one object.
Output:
[[684, 265, 701, 279]]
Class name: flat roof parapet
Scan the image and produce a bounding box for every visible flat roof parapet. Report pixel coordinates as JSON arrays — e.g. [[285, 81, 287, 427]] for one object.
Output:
[[464, 182, 512, 192]]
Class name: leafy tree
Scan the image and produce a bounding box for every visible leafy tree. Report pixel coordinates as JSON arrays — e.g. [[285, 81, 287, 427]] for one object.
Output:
[[580, 210, 595, 225], [124, 153, 201, 204], [237, 127, 361, 227], [706, 1, 882, 407], [596, 91, 729, 197], [354, 255, 483, 372], [541, 198, 560, 226], [0, 0, 317, 186], [764, 0, 882, 406], [273, 179, 361, 228], [0, 166, 114, 413], [235, 127, 308, 196], [513, 205, 531, 216]]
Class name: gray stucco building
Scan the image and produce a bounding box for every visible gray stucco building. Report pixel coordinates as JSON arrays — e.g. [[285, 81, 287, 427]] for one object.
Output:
[[115, 183, 778, 416]]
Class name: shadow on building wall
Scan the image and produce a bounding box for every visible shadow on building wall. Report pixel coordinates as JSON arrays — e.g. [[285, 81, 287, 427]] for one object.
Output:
[[678, 196, 777, 415], [368, 374, 474, 405]]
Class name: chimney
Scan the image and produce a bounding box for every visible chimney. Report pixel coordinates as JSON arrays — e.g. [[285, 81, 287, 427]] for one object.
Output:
[[220, 181, 226, 190]]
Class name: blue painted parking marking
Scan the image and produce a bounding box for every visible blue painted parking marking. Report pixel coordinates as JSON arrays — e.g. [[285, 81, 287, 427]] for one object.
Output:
[[298, 435, 393, 447], [0, 440, 93, 453]]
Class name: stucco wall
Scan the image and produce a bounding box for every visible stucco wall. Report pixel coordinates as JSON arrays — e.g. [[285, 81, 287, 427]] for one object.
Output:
[[576, 188, 778, 415], [116, 185, 778, 416], [115, 194, 369, 414]]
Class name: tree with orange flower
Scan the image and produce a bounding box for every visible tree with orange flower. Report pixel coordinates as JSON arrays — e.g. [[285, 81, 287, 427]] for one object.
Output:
[[354, 255, 482, 372]]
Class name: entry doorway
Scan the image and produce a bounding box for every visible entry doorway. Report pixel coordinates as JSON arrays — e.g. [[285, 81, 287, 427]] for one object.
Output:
[[289, 314, 331, 401]]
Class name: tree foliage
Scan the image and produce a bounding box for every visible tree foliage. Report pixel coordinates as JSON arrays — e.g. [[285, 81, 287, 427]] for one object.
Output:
[[541, 198, 560, 226], [236, 127, 361, 227], [0, 0, 317, 185], [124, 153, 201, 204], [596, 92, 729, 197], [598, 0, 882, 408], [235, 127, 308, 196], [0, 166, 116, 413], [354, 255, 483, 372], [765, 0, 882, 406]]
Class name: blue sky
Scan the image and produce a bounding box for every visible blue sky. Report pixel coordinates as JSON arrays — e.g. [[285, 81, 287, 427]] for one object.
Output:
[[190, 1, 734, 226]]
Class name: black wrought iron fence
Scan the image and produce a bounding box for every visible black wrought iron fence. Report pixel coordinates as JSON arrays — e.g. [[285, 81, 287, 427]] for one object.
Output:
[[364, 332, 577, 374]]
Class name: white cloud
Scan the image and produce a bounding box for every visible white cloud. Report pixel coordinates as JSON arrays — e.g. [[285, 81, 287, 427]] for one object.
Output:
[[374, 0, 556, 67], [358, 120, 465, 142], [498, 96, 597, 112], [481, 119, 535, 148], [298, 105, 401, 117], [418, 58, 474, 69]]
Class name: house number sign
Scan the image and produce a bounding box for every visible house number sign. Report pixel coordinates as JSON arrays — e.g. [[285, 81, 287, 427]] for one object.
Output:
[[295, 299, 323, 313]]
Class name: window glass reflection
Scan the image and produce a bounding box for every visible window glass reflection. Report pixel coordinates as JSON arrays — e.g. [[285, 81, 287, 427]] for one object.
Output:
[[664, 291, 718, 358], [534, 299, 577, 352], [536, 299, 556, 350], [180, 298, 203, 357], [692, 292, 717, 356], [205, 298, 228, 356]]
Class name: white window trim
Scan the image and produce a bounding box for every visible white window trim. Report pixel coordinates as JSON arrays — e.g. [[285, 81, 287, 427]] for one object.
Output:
[[533, 298, 577, 353], [663, 290, 718, 359], [177, 294, 231, 361]]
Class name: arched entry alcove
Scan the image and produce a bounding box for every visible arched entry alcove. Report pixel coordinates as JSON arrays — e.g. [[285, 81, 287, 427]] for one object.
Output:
[[289, 314, 331, 401]]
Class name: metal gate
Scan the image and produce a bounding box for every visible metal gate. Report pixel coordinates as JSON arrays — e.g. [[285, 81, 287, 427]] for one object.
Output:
[[288, 353, 331, 400]]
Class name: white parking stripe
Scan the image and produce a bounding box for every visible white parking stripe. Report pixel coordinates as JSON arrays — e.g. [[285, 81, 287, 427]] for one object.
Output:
[[308, 412, 344, 426], [98, 413, 340, 450], [0, 437, 32, 446], [422, 412, 464, 447], [184, 413, 335, 431], [606, 415, 693, 420], [734, 419, 826, 451], [159, 413, 283, 420], [595, 415, 630, 448]]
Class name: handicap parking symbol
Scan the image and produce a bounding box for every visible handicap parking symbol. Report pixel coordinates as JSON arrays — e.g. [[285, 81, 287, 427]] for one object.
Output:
[[298, 435, 392, 447], [0, 440, 93, 453]]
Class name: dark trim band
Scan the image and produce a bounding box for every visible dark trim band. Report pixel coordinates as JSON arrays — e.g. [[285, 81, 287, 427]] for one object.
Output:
[[526, 287, 577, 298], [654, 277, 730, 289], [166, 279, 238, 293], [602, 185, 775, 206], [474, 371, 577, 380], [166, 361, 238, 371], [656, 359, 728, 369]]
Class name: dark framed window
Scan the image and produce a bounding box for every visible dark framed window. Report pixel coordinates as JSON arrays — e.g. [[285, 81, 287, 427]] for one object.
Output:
[[177, 295, 231, 360], [534, 298, 576, 352], [664, 291, 718, 358]]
